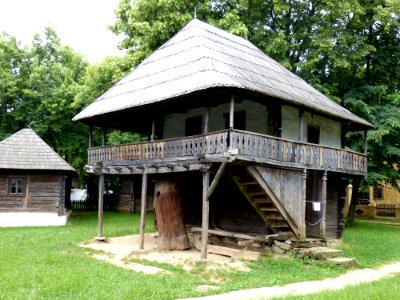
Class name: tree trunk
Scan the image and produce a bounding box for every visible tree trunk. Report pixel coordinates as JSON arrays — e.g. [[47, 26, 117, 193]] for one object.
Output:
[[154, 178, 190, 250]]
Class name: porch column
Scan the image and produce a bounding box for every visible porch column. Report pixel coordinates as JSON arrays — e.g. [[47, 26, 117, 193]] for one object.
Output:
[[88, 126, 93, 149], [364, 130, 368, 155], [201, 171, 210, 259], [300, 169, 307, 241], [151, 119, 156, 141], [204, 108, 210, 133], [96, 173, 105, 241], [139, 170, 148, 249], [229, 96, 235, 129], [101, 127, 106, 146], [321, 170, 327, 238], [298, 110, 304, 141]]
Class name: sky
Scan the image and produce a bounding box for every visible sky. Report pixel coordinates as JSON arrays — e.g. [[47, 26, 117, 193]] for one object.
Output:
[[0, 0, 124, 62]]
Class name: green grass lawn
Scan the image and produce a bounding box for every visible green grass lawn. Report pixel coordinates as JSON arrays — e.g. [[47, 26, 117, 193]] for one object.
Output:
[[0, 212, 400, 299]]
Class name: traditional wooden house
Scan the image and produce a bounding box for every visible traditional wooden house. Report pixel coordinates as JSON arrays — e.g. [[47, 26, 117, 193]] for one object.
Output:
[[73, 20, 372, 257], [0, 128, 75, 226]]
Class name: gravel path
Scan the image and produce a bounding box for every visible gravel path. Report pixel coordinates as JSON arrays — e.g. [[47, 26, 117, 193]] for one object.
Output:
[[184, 261, 400, 300]]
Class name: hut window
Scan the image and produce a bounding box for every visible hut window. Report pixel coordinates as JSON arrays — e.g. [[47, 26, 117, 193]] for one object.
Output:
[[373, 186, 383, 200], [307, 126, 320, 144], [185, 116, 203, 136], [9, 178, 24, 196]]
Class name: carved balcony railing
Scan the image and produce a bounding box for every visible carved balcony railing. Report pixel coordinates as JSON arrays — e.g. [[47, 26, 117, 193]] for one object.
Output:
[[88, 129, 367, 175]]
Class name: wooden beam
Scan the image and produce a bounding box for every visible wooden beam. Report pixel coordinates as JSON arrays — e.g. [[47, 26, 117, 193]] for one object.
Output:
[[300, 169, 307, 241], [88, 126, 93, 149], [101, 127, 106, 146], [320, 170, 327, 239], [298, 110, 304, 141], [204, 107, 210, 133], [151, 119, 155, 141], [206, 162, 226, 199], [229, 95, 235, 129], [201, 171, 210, 259], [96, 174, 105, 241], [139, 171, 148, 249], [207, 245, 260, 261]]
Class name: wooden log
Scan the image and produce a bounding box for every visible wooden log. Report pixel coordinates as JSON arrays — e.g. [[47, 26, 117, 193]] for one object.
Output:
[[207, 245, 260, 261], [190, 227, 278, 243], [154, 178, 190, 250]]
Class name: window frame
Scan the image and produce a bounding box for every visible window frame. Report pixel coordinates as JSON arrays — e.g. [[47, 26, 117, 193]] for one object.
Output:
[[8, 177, 25, 197]]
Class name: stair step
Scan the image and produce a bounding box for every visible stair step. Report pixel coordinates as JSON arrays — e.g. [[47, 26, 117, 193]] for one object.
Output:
[[241, 181, 258, 186], [253, 199, 271, 204], [296, 247, 344, 259], [270, 221, 289, 228], [326, 257, 357, 268], [248, 191, 265, 196], [260, 208, 278, 212]]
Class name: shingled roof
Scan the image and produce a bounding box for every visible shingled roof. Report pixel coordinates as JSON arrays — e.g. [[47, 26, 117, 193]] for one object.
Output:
[[0, 128, 76, 172], [73, 19, 372, 128]]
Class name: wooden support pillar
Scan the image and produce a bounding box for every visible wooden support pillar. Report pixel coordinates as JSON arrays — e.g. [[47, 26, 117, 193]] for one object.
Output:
[[201, 171, 210, 259], [204, 108, 210, 133], [88, 126, 93, 149], [139, 171, 148, 249], [229, 96, 235, 129], [96, 174, 105, 241], [151, 119, 156, 141], [300, 169, 307, 241], [364, 130, 368, 155], [320, 170, 327, 239], [298, 110, 304, 141], [101, 127, 106, 146]]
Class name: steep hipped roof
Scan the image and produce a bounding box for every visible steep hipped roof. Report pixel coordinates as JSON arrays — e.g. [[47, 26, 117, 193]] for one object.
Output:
[[0, 128, 76, 172], [73, 19, 372, 128]]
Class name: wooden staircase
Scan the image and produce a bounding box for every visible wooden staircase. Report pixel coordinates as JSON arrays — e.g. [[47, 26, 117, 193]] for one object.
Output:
[[228, 165, 298, 236]]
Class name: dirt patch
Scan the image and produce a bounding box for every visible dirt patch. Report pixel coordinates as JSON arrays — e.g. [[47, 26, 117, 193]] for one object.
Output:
[[81, 233, 250, 274]]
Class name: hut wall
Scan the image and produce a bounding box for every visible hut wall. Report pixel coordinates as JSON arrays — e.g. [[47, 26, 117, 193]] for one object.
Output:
[[254, 166, 303, 228], [281, 105, 341, 148], [163, 100, 268, 138], [0, 173, 66, 214]]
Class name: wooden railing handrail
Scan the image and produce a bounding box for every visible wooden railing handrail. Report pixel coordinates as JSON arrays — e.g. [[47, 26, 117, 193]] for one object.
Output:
[[87, 129, 367, 174]]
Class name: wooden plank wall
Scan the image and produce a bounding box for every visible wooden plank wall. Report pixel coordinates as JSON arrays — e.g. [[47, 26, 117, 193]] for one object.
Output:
[[118, 177, 135, 212], [254, 166, 303, 228], [27, 175, 62, 212]]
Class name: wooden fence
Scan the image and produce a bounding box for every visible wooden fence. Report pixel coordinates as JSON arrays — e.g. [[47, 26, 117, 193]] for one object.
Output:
[[376, 203, 396, 217], [70, 194, 118, 211]]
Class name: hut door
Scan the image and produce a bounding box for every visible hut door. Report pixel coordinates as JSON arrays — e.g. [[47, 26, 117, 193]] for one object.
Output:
[[305, 171, 322, 237]]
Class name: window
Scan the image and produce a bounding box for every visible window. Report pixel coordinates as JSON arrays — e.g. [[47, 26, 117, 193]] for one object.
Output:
[[9, 178, 24, 196], [224, 111, 246, 130], [307, 126, 320, 144], [185, 116, 203, 136], [373, 186, 383, 200]]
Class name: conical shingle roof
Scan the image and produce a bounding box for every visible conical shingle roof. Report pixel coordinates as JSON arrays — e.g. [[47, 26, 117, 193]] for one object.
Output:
[[0, 128, 76, 172], [73, 19, 372, 128]]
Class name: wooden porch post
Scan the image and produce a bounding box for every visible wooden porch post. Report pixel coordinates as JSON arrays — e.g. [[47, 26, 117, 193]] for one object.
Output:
[[88, 126, 93, 149], [201, 171, 210, 259], [298, 110, 304, 141], [151, 120, 156, 141], [300, 169, 307, 241], [204, 108, 210, 133], [139, 170, 148, 249], [229, 96, 235, 129], [364, 130, 368, 155], [101, 127, 106, 146], [321, 170, 327, 239], [96, 173, 105, 241]]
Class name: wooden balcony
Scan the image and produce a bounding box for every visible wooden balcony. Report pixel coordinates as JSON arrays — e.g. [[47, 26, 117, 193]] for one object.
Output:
[[88, 129, 367, 175]]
